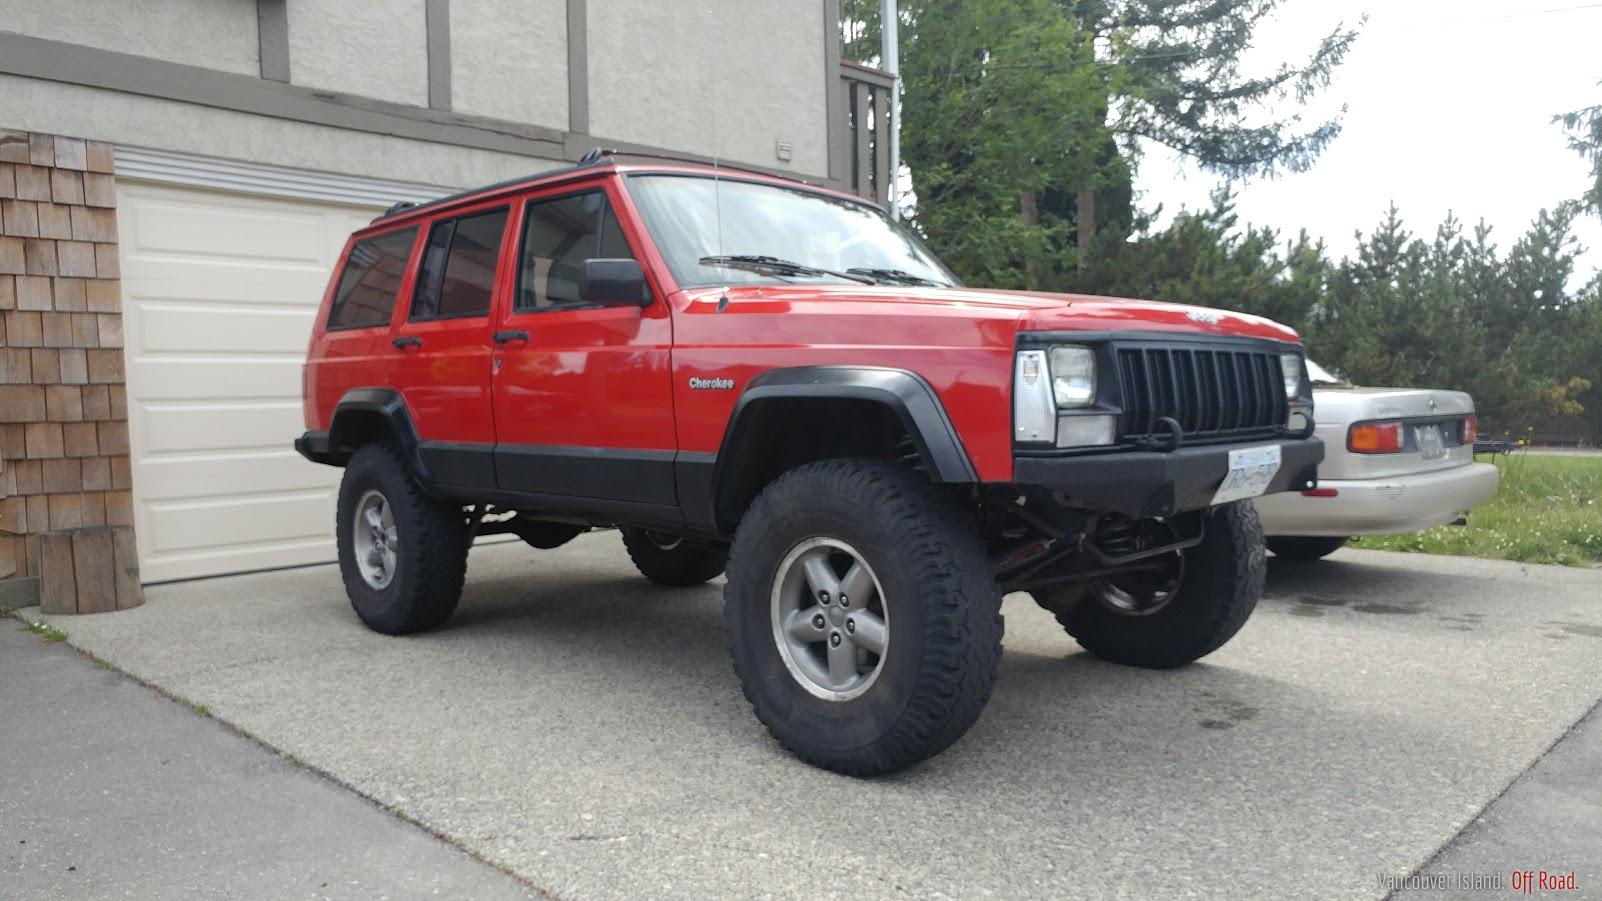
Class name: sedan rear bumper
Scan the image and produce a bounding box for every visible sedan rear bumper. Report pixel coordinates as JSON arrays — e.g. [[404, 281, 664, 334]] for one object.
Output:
[[1255, 462, 1499, 537]]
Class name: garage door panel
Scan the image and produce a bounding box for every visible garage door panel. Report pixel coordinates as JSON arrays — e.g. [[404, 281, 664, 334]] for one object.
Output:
[[139, 401, 306, 455], [124, 193, 333, 264], [134, 452, 337, 499], [144, 490, 333, 556], [133, 301, 318, 355], [118, 263, 332, 300], [119, 181, 383, 582], [127, 357, 302, 401], [136, 539, 351, 583]]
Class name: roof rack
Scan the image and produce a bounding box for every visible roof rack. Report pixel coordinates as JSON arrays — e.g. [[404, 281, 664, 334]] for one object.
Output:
[[577, 147, 799, 182], [367, 148, 823, 225]]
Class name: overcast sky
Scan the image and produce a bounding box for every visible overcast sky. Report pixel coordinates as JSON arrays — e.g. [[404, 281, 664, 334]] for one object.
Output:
[[1136, 0, 1602, 279]]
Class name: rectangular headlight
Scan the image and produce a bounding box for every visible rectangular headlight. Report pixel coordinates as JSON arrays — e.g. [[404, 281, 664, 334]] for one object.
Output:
[[1049, 346, 1096, 408], [1279, 352, 1304, 399], [1013, 350, 1055, 443]]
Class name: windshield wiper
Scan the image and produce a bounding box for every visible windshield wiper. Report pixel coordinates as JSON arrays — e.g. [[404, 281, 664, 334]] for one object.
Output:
[[846, 267, 947, 287], [698, 254, 874, 285]]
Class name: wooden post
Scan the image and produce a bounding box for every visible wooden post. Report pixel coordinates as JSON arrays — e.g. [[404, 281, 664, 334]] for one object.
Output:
[[36, 525, 143, 614], [854, 81, 872, 198]]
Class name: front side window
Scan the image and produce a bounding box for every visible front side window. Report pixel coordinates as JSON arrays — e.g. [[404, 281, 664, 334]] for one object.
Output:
[[410, 207, 509, 320], [624, 174, 955, 290], [327, 227, 416, 329], [517, 190, 642, 310]]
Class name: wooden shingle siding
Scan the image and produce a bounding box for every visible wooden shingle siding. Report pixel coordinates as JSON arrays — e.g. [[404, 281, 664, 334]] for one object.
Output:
[[0, 128, 136, 600]]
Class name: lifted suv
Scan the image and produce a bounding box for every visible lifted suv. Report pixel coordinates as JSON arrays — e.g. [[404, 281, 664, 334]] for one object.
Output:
[[297, 152, 1323, 775]]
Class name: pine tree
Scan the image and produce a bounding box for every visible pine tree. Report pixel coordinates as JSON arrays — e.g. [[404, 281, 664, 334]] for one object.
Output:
[[855, 0, 1359, 286]]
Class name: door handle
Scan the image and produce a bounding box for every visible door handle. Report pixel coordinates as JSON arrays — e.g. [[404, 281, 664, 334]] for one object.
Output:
[[392, 336, 422, 349], [493, 329, 529, 344]]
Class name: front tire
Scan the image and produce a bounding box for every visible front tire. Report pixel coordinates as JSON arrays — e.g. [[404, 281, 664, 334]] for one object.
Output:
[[724, 459, 1004, 776], [620, 528, 727, 586], [1044, 502, 1264, 669], [336, 443, 468, 635], [1266, 536, 1348, 561]]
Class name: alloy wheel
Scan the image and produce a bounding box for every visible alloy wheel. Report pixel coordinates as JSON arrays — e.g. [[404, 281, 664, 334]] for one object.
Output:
[[769, 537, 890, 700]]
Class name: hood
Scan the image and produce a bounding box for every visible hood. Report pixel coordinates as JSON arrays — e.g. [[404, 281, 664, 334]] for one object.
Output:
[[679, 285, 1301, 343]]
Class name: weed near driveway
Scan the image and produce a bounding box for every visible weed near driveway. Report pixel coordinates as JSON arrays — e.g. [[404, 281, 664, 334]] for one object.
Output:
[[1353, 454, 1602, 565]]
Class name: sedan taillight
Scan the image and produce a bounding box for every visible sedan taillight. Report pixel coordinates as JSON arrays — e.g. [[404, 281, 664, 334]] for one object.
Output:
[[1348, 421, 1403, 454], [1460, 415, 1478, 445]]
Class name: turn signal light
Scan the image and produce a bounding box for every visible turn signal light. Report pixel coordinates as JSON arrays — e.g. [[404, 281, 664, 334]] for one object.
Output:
[[1348, 421, 1402, 454], [1461, 415, 1478, 444]]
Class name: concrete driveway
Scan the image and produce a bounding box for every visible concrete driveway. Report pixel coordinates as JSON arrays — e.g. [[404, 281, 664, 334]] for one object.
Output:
[[28, 536, 1602, 899]]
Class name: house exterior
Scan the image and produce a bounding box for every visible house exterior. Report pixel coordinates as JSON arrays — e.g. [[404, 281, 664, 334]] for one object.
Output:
[[0, 0, 894, 598]]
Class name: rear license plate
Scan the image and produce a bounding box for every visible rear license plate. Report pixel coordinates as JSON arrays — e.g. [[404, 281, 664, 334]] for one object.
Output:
[[1212, 444, 1283, 505], [1417, 424, 1446, 460]]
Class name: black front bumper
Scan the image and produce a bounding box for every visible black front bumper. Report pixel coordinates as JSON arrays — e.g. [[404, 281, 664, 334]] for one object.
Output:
[[1012, 436, 1324, 519]]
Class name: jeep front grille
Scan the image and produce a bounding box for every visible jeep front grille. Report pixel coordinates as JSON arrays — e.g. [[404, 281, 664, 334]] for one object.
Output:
[[1115, 344, 1288, 445]]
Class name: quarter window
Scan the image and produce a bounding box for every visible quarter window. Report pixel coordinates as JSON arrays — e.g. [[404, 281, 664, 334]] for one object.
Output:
[[411, 208, 509, 320], [517, 191, 644, 310], [326, 228, 416, 330]]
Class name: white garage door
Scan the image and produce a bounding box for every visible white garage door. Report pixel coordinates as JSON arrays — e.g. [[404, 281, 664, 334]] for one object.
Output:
[[117, 181, 385, 582]]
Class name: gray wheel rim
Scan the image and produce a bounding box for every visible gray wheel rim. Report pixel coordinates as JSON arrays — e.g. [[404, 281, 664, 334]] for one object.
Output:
[[644, 530, 682, 552], [770, 537, 889, 701], [353, 489, 398, 590], [1091, 553, 1183, 617]]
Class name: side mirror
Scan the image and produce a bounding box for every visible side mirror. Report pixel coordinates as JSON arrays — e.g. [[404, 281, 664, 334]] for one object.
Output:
[[580, 259, 651, 306]]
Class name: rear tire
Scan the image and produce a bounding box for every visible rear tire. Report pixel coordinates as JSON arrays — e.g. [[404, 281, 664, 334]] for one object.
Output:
[[620, 528, 727, 586], [1266, 536, 1348, 561], [724, 459, 1004, 776], [1053, 502, 1264, 669], [336, 443, 468, 635]]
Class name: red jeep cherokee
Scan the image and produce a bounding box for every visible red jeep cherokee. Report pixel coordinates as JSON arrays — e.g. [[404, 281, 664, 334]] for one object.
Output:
[[297, 151, 1323, 775]]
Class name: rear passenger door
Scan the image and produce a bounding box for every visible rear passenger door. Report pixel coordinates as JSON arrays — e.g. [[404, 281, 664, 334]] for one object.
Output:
[[489, 183, 678, 511], [389, 202, 512, 490]]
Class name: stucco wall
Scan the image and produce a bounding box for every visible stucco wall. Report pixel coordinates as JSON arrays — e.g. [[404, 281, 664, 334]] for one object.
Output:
[[449, 0, 570, 130], [287, 0, 430, 107], [586, 0, 828, 178], [4, 0, 261, 77], [0, 77, 556, 191]]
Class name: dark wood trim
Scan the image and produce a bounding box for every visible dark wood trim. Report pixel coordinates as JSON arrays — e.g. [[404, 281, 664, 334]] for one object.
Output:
[[256, 0, 290, 83], [566, 0, 589, 135], [0, 32, 567, 160], [425, 0, 452, 111], [0, 29, 840, 186], [822, 0, 845, 182], [840, 59, 896, 88]]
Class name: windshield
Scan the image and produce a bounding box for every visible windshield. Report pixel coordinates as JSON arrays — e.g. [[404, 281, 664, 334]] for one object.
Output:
[[625, 174, 957, 289], [1307, 360, 1345, 385]]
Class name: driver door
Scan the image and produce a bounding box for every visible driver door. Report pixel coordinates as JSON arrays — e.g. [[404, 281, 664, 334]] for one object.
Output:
[[489, 181, 678, 511]]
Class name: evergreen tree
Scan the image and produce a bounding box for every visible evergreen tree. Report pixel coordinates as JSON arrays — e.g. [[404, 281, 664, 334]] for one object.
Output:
[[1555, 90, 1602, 218], [853, 0, 1359, 286]]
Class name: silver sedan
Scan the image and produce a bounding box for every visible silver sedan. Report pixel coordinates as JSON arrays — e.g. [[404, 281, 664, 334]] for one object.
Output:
[[1254, 361, 1499, 560]]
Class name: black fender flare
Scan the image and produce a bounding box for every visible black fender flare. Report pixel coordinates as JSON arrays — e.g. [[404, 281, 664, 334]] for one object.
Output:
[[325, 387, 430, 480], [702, 366, 977, 530]]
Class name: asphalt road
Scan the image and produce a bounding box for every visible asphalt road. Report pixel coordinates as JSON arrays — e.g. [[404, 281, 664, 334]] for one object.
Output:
[[20, 537, 1602, 899], [0, 623, 536, 900]]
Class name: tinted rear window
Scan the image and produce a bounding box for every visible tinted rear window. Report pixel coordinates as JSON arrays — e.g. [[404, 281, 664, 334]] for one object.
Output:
[[327, 228, 417, 330], [411, 208, 509, 320]]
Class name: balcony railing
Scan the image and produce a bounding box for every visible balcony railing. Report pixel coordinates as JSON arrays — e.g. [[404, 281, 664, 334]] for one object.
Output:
[[837, 60, 894, 205]]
